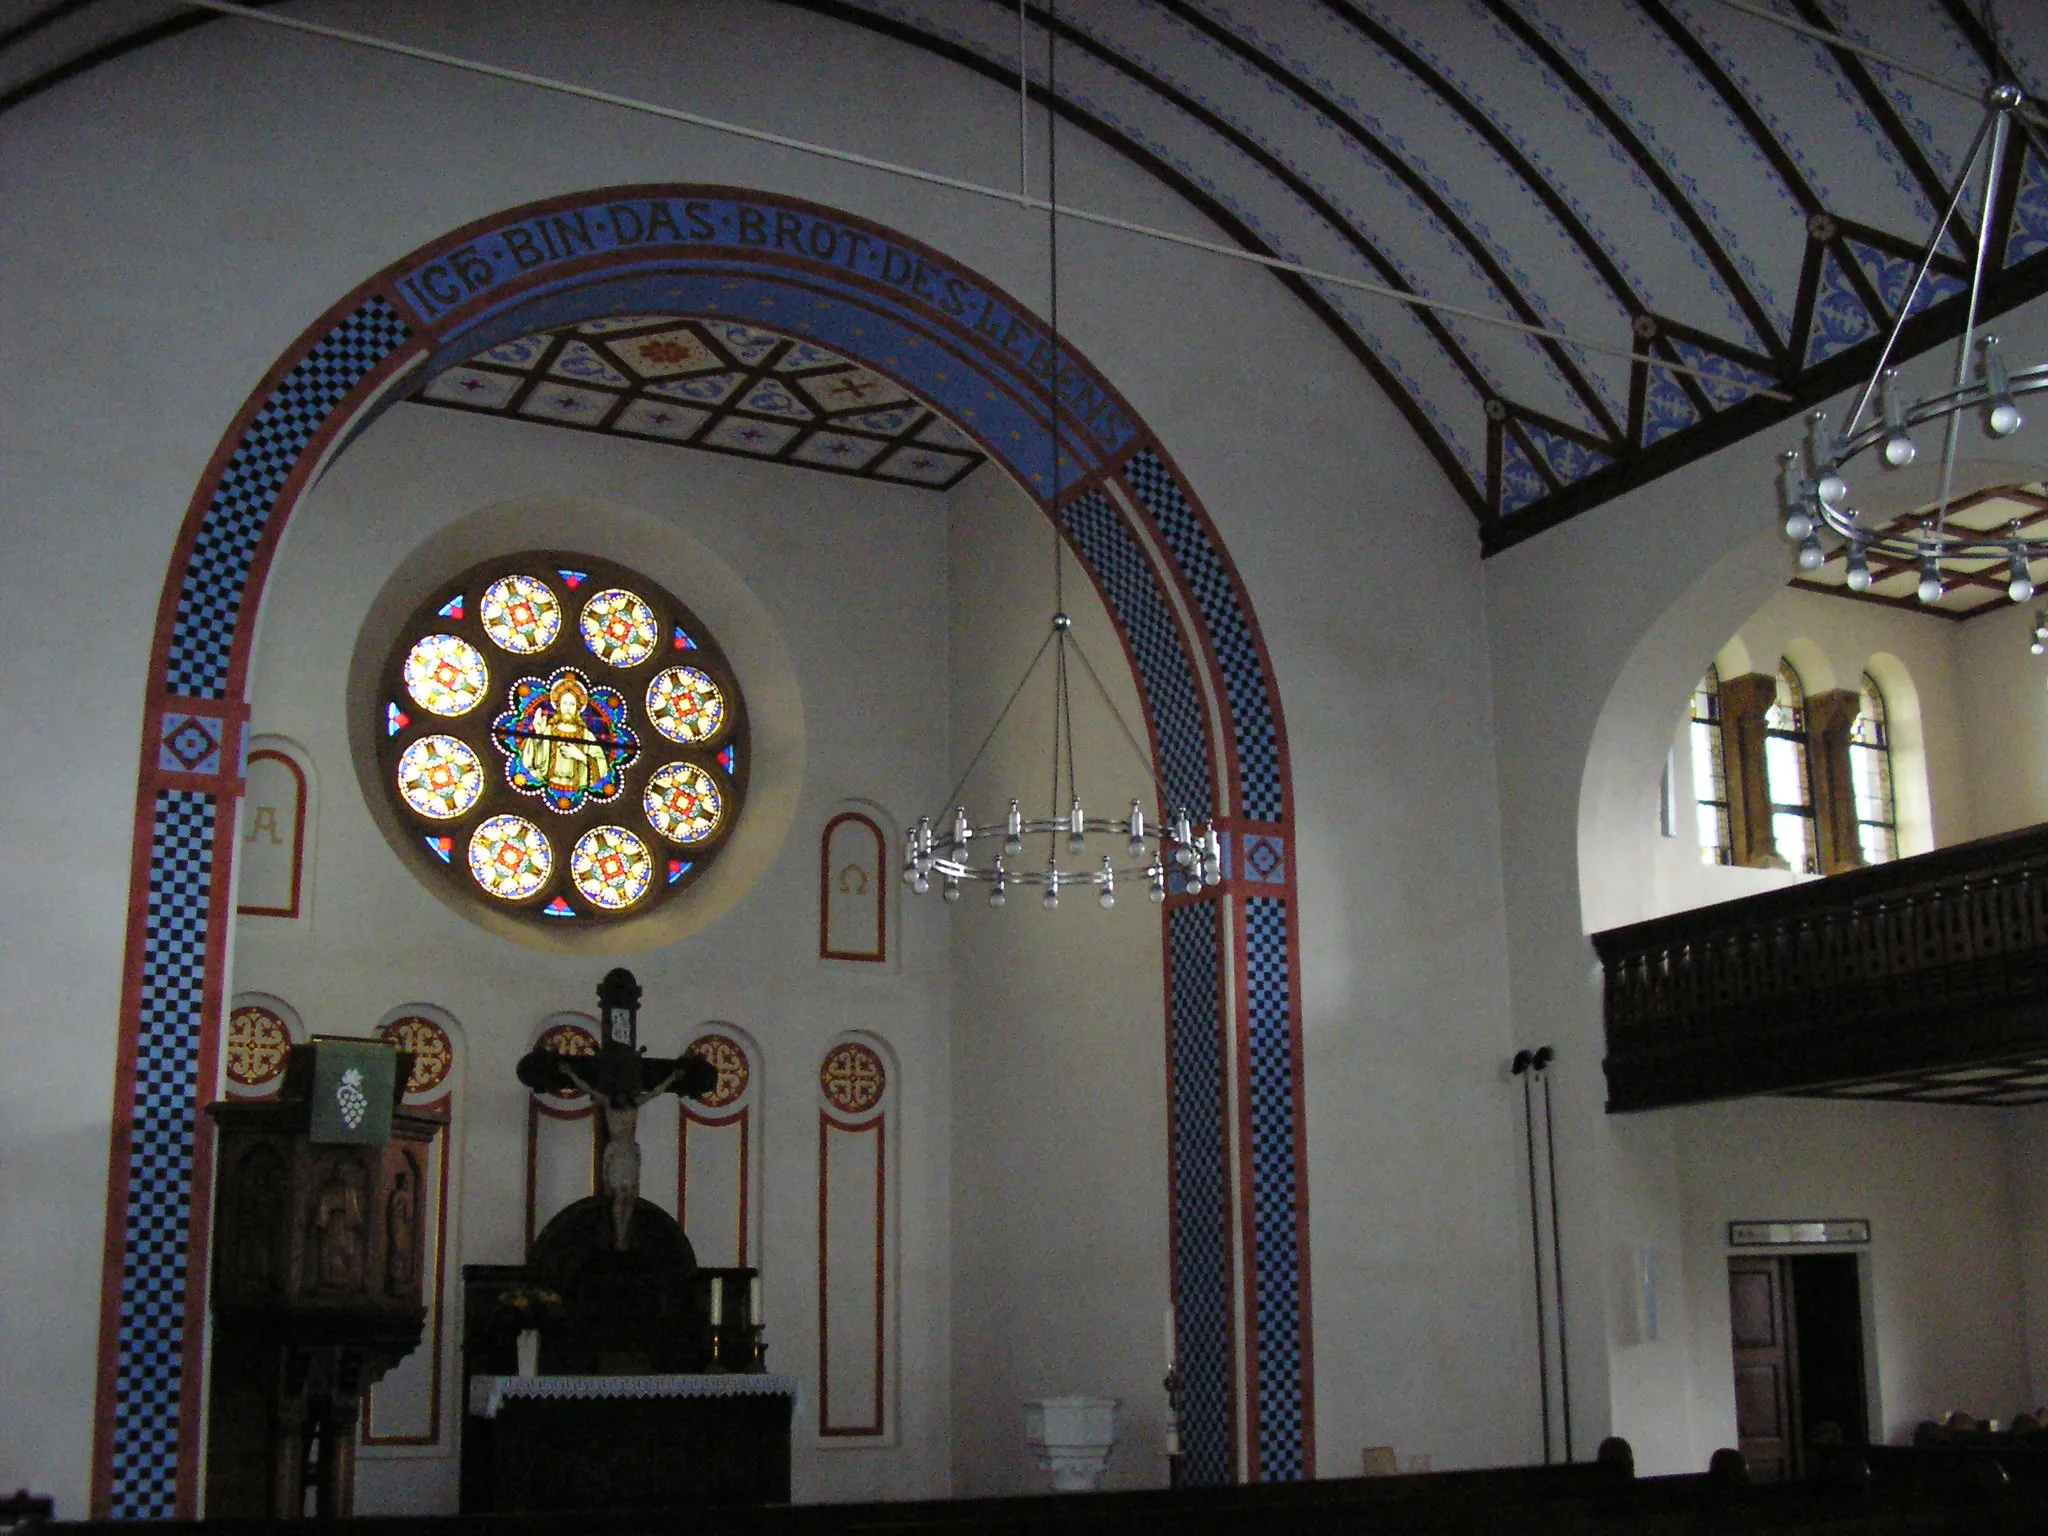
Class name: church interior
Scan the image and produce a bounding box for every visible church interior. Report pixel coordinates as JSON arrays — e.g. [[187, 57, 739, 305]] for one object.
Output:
[[6, 1, 2048, 1529]]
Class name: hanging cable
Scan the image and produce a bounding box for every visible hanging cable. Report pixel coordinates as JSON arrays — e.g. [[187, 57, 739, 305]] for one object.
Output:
[[174, 0, 1789, 400]]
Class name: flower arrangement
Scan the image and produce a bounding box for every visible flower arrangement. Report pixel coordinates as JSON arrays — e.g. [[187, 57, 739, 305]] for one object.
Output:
[[494, 1285, 565, 1325]]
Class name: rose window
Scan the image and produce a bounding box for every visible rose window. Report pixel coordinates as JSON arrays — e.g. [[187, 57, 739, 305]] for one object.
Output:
[[377, 552, 746, 925]]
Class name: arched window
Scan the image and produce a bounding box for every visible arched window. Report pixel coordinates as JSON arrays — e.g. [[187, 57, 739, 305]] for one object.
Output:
[[1690, 665, 1734, 866], [375, 552, 747, 927], [1850, 673, 1897, 865], [1765, 661, 1818, 875]]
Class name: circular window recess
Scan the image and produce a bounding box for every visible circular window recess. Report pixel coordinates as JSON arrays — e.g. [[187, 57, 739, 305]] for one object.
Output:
[[374, 551, 748, 929]]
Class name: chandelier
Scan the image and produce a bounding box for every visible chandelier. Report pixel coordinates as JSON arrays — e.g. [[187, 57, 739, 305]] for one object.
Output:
[[1778, 82, 2048, 640], [901, 0, 1220, 914], [901, 610, 1220, 911]]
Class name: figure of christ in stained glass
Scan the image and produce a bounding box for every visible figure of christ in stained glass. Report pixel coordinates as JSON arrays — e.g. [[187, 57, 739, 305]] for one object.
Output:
[[492, 669, 640, 812]]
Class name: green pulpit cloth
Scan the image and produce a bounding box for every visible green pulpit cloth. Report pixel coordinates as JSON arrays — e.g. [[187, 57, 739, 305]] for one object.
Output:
[[308, 1038, 399, 1144]]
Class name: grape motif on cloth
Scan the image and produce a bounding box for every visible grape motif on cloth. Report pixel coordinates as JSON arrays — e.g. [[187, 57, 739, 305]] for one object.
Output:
[[820, 1041, 886, 1115], [403, 634, 489, 716], [226, 1005, 291, 1088], [469, 814, 553, 900], [397, 734, 484, 819], [580, 588, 659, 667], [644, 762, 723, 844], [379, 1015, 454, 1096], [532, 1022, 599, 1099], [685, 1033, 750, 1108], [646, 666, 725, 744], [481, 574, 562, 654], [491, 667, 639, 812], [570, 825, 654, 910]]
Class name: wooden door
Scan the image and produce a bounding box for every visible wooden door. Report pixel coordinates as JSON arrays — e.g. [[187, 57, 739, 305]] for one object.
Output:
[[1729, 1257, 1798, 1482]]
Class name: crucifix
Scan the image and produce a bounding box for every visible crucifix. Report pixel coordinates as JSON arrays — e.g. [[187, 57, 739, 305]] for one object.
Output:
[[516, 967, 717, 1251]]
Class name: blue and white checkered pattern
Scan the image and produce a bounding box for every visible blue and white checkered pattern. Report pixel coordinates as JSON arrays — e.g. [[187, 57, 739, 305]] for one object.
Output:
[[1169, 901, 1233, 1485], [166, 297, 411, 700], [111, 790, 218, 1517], [1122, 451, 1282, 822], [1245, 897, 1304, 1479], [1060, 488, 1212, 820]]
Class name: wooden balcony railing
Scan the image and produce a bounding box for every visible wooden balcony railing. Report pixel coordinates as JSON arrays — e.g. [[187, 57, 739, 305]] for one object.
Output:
[[1595, 822, 2048, 1112]]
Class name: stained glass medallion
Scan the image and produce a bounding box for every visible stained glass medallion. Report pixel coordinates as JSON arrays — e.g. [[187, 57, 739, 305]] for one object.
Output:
[[378, 551, 746, 926], [644, 762, 723, 844], [397, 734, 485, 820], [571, 825, 655, 910], [647, 666, 726, 744], [403, 635, 489, 716], [491, 668, 639, 812], [481, 574, 563, 654], [580, 588, 659, 667], [468, 814, 553, 900]]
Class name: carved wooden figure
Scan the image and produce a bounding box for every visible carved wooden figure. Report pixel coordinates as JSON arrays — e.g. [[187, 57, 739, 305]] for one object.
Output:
[[206, 1045, 438, 1518]]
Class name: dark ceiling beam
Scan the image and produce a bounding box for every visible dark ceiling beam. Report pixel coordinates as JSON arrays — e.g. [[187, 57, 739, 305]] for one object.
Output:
[[1006, 2, 1565, 444], [0, 0, 102, 53], [1473, 0, 1790, 365], [1934, 0, 2048, 159], [1150, 0, 1624, 445], [1483, 244, 2048, 555], [1315, 1, 1643, 318], [1787, 0, 1969, 229], [1638, 0, 1832, 228], [773, 0, 1490, 518]]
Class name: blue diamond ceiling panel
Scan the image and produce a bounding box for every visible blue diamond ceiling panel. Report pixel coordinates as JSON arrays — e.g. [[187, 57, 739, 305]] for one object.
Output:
[[413, 315, 989, 491]]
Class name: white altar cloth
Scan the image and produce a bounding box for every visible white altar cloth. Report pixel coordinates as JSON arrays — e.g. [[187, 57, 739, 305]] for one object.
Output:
[[468, 1372, 802, 1420]]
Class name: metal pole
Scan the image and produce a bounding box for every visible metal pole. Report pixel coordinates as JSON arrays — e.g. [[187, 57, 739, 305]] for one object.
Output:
[[1513, 1050, 1551, 1464], [1537, 1047, 1573, 1462]]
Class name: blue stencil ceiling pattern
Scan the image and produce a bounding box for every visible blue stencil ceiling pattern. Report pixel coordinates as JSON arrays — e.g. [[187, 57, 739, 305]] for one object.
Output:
[[779, 0, 2048, 548], [4, 0, 2048, 548]]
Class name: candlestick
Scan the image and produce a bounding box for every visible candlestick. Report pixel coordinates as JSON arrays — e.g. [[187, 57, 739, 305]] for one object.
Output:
[[1164, 1303, 1176, 1371], [750, 1273, 762, 1327], [709, 1276, 723, 1327]]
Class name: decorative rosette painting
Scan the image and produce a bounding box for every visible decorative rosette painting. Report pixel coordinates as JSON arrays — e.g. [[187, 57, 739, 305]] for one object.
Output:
[[374, 551, 747, 927]]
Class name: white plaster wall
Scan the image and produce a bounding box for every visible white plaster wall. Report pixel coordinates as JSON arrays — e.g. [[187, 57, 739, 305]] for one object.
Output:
[[943, 469, 1172, 1495], [2007, 1106, 2048, 1408], [233, 403, 956, 1506], [1671, 1098, 2029, 1456], [1485, 292, 2048, 1474], [0, 0, 1539, 1507], [1958, 599, 2048, 838]]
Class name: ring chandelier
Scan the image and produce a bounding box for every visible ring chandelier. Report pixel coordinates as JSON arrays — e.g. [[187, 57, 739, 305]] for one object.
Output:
[[902, 0, 1219, 916], [1777, 84, 2048, 647], [901, 613, 1221, 911]]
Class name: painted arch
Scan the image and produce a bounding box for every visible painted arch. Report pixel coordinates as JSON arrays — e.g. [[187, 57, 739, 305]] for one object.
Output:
[[92, 186, 1311, 1515]]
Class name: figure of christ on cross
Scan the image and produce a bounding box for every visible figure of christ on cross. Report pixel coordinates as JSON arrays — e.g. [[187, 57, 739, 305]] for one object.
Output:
[[516, 968, 718, 1251]]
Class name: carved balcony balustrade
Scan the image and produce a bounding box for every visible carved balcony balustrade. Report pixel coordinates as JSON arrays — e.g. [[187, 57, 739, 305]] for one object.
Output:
[[1596, 822, 2048, 1113]]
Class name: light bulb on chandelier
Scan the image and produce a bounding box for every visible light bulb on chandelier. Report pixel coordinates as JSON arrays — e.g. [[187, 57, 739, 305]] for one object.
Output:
[[1770, 82, 2048, 651]]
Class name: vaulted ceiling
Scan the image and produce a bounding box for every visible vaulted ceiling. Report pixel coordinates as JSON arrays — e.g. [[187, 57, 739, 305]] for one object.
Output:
[[7, 0, 2047, 552]]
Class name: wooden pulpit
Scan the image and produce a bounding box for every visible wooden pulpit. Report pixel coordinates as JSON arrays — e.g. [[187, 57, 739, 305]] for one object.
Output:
[[204, 1044, 437, 1518]]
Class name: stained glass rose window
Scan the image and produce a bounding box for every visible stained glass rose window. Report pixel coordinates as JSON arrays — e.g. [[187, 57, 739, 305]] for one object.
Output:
[[376, 552, 747, 925]]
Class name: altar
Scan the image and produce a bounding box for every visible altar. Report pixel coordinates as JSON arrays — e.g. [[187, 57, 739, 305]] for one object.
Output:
[[457, 969, 793, 1513], [464, 1373, 797, 1511]]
